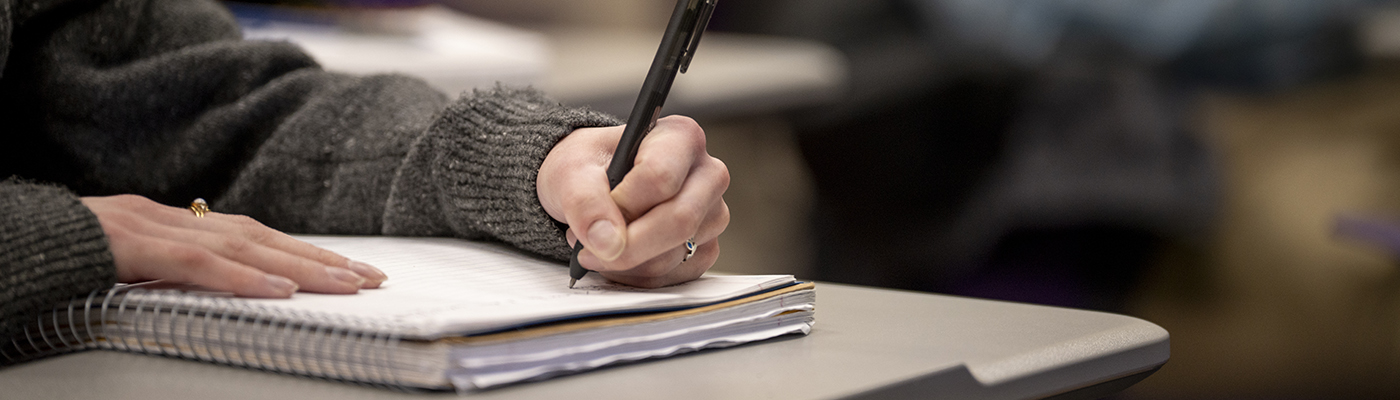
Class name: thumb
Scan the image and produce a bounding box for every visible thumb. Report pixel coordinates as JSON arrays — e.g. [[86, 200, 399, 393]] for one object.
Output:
[[562, 181, 628, 262]]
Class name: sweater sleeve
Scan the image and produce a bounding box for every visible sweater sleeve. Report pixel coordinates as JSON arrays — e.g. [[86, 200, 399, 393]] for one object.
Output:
[[0, 179, 116, 363], [0, 0, 618, 259], [382, 86, 622, 260]]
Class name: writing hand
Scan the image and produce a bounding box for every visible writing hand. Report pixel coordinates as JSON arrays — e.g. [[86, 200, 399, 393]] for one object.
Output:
[[82, 195, 387, 298], [538, 116, 730, 288]]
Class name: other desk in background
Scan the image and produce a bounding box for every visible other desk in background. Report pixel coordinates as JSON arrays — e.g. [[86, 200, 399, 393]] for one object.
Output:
[[237, 5, 848, 119]]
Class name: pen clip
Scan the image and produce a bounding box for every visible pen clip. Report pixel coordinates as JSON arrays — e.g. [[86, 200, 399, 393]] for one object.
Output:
[[679, 0, 717, 74]]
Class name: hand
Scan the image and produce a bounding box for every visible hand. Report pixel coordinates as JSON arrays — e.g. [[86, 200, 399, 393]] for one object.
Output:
[[81, 195, 387, 298], [537, 116, 731, 288]]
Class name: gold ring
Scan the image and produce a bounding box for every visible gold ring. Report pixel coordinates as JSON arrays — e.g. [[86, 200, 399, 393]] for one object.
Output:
[[189, 198, 210, 218]]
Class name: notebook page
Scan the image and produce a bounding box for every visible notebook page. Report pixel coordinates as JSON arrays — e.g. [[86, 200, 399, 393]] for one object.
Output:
[[208, 236, 793, 339]]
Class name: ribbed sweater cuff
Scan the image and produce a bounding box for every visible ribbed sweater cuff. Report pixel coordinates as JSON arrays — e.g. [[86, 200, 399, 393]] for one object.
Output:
[[383, 86, 622, 260], [0, 180, 116, 344]]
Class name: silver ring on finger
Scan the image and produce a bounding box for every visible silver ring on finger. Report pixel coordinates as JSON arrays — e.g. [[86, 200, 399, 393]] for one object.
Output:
[[682, 238, 697, 262]]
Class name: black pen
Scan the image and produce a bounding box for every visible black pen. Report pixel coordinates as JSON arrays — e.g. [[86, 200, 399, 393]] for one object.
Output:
[[569, 0, 719, 288]]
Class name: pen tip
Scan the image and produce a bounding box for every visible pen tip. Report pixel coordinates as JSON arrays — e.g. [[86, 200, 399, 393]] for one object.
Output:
[[568, 278, 577, 289]]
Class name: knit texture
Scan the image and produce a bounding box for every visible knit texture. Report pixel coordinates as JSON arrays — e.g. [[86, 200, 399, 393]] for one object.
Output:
[[0, 179, 116, 356], [215, 71, 451, 234]]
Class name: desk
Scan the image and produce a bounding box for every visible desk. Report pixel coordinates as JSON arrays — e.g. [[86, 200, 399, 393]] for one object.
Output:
[[0, 283, 1167, 399]]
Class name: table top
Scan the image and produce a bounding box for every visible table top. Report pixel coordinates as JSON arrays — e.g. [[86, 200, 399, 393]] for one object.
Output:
[[0, 282, 1167, 399]]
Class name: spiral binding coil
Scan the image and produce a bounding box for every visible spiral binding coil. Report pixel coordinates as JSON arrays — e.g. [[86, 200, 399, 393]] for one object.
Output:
[[2, 286, 411, 391]]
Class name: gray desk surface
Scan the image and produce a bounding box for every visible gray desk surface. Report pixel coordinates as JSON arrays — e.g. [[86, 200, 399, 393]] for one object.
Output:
[[0, 283, 1167, 399]]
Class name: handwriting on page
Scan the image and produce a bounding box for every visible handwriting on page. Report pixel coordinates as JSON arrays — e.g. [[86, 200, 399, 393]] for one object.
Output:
[[569, 282, 649, 293]]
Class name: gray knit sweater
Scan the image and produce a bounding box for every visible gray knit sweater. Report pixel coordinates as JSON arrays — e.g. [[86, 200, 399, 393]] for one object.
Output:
[[0, 0, 619, 360]]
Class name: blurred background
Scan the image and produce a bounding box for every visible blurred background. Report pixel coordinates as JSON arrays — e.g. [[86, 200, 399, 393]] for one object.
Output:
[[225, 0, 1400, 397]]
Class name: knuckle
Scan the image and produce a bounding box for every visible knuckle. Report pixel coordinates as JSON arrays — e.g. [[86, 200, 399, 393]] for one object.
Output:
[[662, 168, 687, 194], [250, 227, 277, 244], [683, 126, 706, 150], [669, 115, 704, 134], [704, 241, 721, 263], [171, 246, 215, 269], [714, 201, 732, 229], [661, 116, 706, 148], [231, 214, 262, 227], [639, 167, 683, 197], [312, 247, 344, 265], [232, 215, 271, 239], [710, 157, 731, 190], [221, 236, 253, 254]]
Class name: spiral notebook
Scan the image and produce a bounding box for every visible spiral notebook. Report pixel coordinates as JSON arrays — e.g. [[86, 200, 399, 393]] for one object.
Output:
[[3, 236, 816, 391]]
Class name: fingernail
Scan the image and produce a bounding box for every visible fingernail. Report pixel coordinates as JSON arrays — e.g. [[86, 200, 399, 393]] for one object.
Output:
[[347, 260, 387, 283], [327, 267, 367, 287], [588, 220, 625, 261], [264, 275, 299, 297]]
